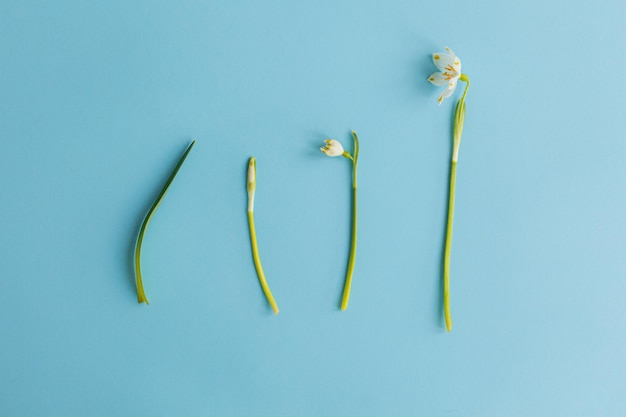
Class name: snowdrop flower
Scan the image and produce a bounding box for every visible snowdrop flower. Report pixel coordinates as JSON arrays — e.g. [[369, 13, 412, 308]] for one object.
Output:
[[427, 46, 472, 332], [428, 47, 463, 105], [319, 131, 360, 310], [320, 139, 346, 157]]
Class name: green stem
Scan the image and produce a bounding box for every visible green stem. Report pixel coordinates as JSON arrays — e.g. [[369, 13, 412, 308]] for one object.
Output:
[[443, 161, 457, 331], [248, 209, 279, 315], [452, 76, 470, 162], [134, 140, 196, 304], [460, 74, 470, 102], [340, 131, 359, 310], [443, 75, 470, 327], [341, 185, 357, 310]]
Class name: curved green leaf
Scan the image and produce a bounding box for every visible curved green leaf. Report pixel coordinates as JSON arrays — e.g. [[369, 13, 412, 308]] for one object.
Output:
[[134, 140, 196, 304]]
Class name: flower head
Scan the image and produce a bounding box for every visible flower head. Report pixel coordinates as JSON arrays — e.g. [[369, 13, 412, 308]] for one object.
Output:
[[247, 157, 256, 193], [320, 139, 345, 157], [428, 46, 462, 105], [247, 157, 256, 212]]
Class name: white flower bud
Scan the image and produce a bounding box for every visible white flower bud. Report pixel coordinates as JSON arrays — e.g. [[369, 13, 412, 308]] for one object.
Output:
[[320, 139, 345, 157]]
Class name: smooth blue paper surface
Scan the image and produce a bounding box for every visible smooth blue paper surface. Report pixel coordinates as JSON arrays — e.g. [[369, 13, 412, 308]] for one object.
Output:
[[1, 1, 625, 416]]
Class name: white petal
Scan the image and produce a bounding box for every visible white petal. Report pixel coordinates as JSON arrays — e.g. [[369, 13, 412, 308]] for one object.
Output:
[[453, 58, 461, 74], [432, 51, 455, 72], [428, 72, 448, 86], [437, 80, 458, 105], [447, 47, 461, 72]]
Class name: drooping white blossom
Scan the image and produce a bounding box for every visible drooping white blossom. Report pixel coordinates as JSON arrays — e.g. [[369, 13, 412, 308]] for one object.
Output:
[[428, 46, 462, 105]]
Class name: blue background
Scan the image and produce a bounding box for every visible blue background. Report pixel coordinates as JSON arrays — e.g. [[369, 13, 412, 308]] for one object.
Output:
[[1, 0, 625, 416]]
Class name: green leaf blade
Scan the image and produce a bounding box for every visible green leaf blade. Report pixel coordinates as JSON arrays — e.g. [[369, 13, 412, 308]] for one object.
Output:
[[134, 140, 196, 304]]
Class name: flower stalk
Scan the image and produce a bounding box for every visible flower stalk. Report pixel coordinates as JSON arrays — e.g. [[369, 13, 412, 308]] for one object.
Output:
[[321, 131, 359, 311], [442, 74, 470, 331], [428, 46, 471, 331], [247, 157, 279, 315]]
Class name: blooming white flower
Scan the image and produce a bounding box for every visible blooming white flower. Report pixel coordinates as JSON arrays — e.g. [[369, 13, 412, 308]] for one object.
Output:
[[428, 46, 462, 105], [427, 46, 472, 332], [320, 139, 345, 157]]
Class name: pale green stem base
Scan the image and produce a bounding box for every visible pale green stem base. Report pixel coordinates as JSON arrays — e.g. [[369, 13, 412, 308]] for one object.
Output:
[[248, 211, 279, 315]]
